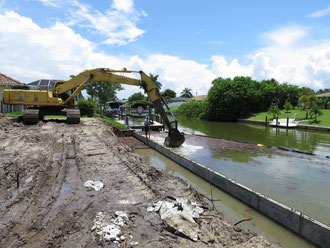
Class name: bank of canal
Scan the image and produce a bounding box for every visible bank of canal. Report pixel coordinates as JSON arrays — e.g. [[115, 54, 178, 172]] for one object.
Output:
[[135, 145, 313, 248]]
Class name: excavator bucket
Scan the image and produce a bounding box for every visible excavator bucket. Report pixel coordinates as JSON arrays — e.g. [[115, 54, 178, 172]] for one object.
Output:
[[164, 129, 185, 148]]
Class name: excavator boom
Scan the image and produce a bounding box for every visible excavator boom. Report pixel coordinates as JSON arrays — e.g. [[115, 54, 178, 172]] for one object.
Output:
[[3, 68, 185, 147]]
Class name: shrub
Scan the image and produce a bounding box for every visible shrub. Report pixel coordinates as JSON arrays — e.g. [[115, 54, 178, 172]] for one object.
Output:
[[283, 101, 293, 112], [268, 105, 280, 119], [77, 99, 96, 117], [175, 100, 207, 119]]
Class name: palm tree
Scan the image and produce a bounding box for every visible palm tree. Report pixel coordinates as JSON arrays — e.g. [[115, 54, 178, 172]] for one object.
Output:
[[180, 88, 193, 98], [149, 73, 162, 90], [309, 105, 323, 122], [298, 94, 319, 118], [298, 95, 309, 110]]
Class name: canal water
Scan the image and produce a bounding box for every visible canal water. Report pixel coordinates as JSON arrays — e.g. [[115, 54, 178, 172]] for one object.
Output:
[[176, 116, 330, 156], [135, 146, 313, 248], [128, 115, 330, 226]]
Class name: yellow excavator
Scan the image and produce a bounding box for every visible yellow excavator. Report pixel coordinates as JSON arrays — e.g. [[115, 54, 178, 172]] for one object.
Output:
[[3, 68, 185, 147]]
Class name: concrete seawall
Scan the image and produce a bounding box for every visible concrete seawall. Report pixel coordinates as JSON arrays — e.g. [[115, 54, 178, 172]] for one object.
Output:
[[239, 118, 330, 132], [133, 132, 330, 248]]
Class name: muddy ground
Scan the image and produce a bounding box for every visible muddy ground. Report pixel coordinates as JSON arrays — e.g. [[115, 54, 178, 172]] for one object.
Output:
[[0, 116, 281, 247]]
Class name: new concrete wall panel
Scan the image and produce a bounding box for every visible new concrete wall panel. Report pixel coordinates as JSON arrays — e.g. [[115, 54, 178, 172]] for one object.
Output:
[[227, 180, 259, 208], [208, 171, 230, 192], [161, 147, 171, 158], [299, 215, 330, 248], [180, 157, 195, 172], [169, 151, 182, 164], [190, 162, 210, 181], [258, 196, 300, 233]]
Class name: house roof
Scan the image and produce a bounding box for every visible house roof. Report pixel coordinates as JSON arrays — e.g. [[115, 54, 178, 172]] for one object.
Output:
[[0, 73, 24, 85], [192, 95, 207, 101], [28, 79, 59, 90], [317, 92, 330, 97]]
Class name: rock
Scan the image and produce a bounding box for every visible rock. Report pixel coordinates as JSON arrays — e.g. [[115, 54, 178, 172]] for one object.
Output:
[[84, 180, 104, 191], [149, 198, 204, 242]]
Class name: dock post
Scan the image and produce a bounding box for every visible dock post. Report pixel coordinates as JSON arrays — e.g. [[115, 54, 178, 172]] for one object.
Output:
[[276, 117, 278, 126], [287, 118, 289, 128], [125, 115, 129, 126], [265, 116, 268, 126]]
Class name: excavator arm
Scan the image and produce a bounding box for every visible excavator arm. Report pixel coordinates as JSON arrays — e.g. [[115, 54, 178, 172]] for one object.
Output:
[[3, 68, 185, 147], [55, 68, 185, 147]]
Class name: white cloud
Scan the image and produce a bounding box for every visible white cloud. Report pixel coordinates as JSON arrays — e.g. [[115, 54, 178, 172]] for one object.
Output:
[[37, 0, 146, 46], [307, 6, 330, 18], [111, 0, 134, 13], [211, 26, 330, 89], [0, 11, 214, 98], [0, 10, 329, 101], [0, 11, 128, 82]]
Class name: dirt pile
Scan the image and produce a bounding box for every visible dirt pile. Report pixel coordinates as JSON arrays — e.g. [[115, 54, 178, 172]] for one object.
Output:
[[0, 117, 281, 247]]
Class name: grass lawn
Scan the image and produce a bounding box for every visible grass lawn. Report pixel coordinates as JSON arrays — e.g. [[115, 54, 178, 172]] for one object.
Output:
[[45, 115, 66, 118], [95, 114, 128, 129], [4, 112, 23, 117], [248, 109, 330, 127]]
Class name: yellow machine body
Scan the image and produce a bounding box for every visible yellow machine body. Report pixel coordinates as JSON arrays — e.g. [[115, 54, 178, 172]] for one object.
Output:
[[4, 89, 63, 106]]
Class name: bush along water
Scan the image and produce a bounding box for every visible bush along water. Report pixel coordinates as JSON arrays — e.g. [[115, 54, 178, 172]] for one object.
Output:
[[174, 100, 207, 119]]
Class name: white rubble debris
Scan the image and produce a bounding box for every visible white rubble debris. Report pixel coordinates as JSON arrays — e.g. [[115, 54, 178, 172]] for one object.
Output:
[[92, 211, 129, 243], [84, 180, 104, 191], [148, 198, 204, 241], [119, 199, 136, 205]]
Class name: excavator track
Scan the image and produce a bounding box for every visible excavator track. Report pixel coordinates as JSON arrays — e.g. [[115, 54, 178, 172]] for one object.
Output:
[[23, 109, 39, 125], [66, 109, 80, 124]]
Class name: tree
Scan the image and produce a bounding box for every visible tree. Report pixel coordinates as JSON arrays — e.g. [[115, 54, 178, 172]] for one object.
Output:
[[149, 73, 162, 90], [283, 101, 293, 112], [85, 81, 123, 105], [205, 76, 263, 121], [308, 94, 318, 107], [180, 88, 193, 98], [316, 88, 330, 94], [298, 95, 310, 110], [309, 105, 323, 122], [268, 105, 280, 119], [319, 96, 330, 109], [299, 87, 315, 97], [161, 89, 176, 99], [128, 92, 145, 102]]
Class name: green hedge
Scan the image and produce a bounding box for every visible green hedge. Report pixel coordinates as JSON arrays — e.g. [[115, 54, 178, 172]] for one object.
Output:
[[77, 99, 96, 117], [174, 101, 207, 119]]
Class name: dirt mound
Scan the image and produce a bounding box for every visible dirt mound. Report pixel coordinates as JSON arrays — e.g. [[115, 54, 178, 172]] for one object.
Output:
[[0, 118, 281, 247]]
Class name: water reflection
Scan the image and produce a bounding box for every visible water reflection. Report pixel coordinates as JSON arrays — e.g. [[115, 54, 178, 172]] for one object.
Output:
[[176, 116, 330, 156]]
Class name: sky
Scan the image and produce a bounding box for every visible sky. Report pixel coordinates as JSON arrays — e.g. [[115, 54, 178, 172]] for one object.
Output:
[[0, 0, 330, 99]]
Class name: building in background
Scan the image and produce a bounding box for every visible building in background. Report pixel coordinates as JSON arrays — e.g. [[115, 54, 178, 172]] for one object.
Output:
[[0, 73, 25, 113], [28, 79, 84, 102]]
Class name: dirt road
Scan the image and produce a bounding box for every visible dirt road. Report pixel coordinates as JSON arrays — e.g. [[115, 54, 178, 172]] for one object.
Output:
[[0, 117, 281, 247]]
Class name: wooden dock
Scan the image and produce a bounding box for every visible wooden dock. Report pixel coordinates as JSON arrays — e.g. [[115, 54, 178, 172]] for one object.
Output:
[[117, 120, 164, 131]]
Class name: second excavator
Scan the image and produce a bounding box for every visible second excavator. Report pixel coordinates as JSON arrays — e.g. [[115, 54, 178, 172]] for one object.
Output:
[[3, 68, 185, 147]]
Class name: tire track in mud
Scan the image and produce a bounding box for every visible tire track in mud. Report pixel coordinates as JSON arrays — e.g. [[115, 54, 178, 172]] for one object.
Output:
[[0, 125, 91, 247]]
